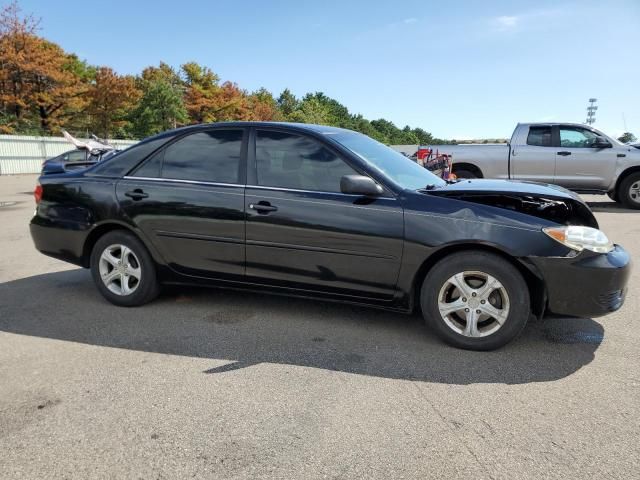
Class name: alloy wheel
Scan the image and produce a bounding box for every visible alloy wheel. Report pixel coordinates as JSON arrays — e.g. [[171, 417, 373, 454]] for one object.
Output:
[[98, 244, 142, 296], [437, 270, 510, 338]]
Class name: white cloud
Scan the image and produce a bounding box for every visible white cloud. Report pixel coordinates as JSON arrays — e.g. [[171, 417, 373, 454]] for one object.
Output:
[[495, 15, 519, 29], [403, 18, 418, 24], [490, 8, 567, 33]]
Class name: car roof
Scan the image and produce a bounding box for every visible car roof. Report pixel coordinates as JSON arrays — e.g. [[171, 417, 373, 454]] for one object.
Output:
[[144, 122, 354, 141], [518, 122, 596, 128]]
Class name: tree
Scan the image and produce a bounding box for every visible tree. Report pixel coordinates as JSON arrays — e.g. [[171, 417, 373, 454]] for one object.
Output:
[[0, 1, 39, 131], [214, 81, 251, 121], [302, 92, 352, 128], [277, 88, 299, 118], [86, 67, 140, 138], [618, 132, 637, 144], [130, 65, 187, 137], [131, 80, 187, 137], [182, 61, 221, 123], [0, 2, 86, 133], [288, 97, 331, 124], [247, 88, 281, 121]]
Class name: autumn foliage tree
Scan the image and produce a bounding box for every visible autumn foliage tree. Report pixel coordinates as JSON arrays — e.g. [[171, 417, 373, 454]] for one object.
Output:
[[86, 67, 140, 138]]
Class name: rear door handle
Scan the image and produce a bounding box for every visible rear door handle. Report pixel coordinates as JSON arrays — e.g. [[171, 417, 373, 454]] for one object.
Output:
[[249, 202, 278, 213], [617, 153, 626, 158], [124, 189, 149, 200], [557, 151, 572, 156]]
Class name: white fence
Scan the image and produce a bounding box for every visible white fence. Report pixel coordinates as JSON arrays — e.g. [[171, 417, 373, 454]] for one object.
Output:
[[0, 135, 138, 175]]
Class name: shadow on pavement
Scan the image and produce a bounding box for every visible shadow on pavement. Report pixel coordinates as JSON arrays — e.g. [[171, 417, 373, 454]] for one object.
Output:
[[0, 269, 604, 385]]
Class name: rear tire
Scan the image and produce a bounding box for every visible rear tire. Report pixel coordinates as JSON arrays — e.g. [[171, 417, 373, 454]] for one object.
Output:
[[90, 230, 159, 306], [420, 251, 530, 350], [618, 172, 640, 209]]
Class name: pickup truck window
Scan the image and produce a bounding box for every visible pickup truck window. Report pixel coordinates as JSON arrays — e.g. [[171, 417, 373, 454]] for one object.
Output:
[[560, 127, 598, 148], [527, 126, 552, 147]]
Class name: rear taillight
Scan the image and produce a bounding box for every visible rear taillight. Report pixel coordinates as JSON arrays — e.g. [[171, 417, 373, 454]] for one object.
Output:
[[34, 184, 43, 204]]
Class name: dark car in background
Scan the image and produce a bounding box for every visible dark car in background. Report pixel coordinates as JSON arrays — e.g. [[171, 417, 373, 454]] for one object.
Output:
[[29, 123, 631, 350], [41, 148, 119, 174]]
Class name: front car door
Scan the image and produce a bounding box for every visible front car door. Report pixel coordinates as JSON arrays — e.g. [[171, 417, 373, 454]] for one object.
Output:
[[244, 128, 404, 304], [510, 125, 556, 184], [116, 128, 247, 280], [554, 125, 617, 190]]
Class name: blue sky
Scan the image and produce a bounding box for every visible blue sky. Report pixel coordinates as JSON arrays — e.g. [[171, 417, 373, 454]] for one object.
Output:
[[19, 0, 640, 140]]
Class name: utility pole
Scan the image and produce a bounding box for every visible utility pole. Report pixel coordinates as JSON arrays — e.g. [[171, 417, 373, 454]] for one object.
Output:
[[586, 98, 597, 125]]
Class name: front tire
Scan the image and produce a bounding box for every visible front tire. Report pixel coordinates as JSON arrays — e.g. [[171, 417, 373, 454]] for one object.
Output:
[[90, 230, 159, 306], [618, 172, 640, 209], [420, 251, 530, 350]]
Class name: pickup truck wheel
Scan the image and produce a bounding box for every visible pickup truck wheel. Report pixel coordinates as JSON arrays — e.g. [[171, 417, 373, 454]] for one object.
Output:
[[619, 172, 640, 209], [90, 230, 160, 306], [607, 191, 619, 203], [454, 169, 477, 179], [420, 251, 530, 351]]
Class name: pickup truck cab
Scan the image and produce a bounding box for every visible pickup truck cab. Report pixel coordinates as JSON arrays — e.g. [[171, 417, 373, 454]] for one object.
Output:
[[430, 123, 640, 209]]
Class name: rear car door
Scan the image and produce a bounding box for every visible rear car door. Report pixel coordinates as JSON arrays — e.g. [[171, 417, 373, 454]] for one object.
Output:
[[116, 128, 247, 280], [554, 126, 617, 190], [510, 125, 556, 183], [245, 128, 404, 302]]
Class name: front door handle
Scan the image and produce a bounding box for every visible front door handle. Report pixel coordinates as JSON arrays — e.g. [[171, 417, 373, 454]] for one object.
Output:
[[557, 151, 572, 156], [249, 201, 278, 213], [617, 153, 626, 158], [124, 189, 149, 200]]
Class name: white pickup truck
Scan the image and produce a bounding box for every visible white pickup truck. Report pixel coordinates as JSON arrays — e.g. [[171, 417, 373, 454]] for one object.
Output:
[[401, 123, 640, 209]]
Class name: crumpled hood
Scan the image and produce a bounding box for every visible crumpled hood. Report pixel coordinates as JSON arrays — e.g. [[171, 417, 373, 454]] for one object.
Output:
[[427, 179, 598, 228], [435, 179, 582, 200]]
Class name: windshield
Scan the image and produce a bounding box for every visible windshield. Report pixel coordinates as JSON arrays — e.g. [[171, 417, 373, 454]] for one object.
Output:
[[330, 131, 446, 190]]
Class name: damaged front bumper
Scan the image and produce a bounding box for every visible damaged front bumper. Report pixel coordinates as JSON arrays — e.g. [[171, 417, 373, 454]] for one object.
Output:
[[528, 245, 631, 318]]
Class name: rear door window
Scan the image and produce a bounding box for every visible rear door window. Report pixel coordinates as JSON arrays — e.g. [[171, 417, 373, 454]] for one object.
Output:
[[161, 130, 244, 183], [527, 127, 552, 147]]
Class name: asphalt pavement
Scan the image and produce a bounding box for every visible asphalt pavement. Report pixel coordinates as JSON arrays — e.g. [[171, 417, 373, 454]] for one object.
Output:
[[1, 175, 638, 479]]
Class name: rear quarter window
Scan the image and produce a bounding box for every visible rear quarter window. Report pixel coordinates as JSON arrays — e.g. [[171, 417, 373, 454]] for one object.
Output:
[[87, 136, 168, 177]]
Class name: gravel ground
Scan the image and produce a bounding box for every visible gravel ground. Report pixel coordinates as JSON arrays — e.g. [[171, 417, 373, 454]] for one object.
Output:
[[0, 174, 638, 479]]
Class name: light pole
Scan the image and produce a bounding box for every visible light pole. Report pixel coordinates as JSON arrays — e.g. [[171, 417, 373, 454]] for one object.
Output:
[[586, 98, 597, 125]]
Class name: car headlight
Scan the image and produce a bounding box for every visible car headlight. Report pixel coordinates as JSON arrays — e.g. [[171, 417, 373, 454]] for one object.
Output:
[[543, 226, 613, 253]]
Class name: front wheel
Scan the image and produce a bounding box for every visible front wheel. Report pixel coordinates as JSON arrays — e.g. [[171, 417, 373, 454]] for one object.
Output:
[[420, 251, 530, 350], [618, 172, 640, 209], [90, 230, 160, 306]]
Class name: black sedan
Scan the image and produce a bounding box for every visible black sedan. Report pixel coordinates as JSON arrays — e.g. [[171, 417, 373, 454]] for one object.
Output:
[[30, 122, 631, 350]]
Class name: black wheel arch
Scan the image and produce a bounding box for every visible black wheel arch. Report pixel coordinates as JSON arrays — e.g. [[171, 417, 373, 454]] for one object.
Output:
[[452, 163, 484, 178], [410, 243, 546, 318], [613, 166, 640, 196], [81, 221, 164, 268]]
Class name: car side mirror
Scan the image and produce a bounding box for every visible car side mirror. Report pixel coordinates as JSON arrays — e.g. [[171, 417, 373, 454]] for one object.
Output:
[[340, 175, 384, 196], [593, 137, 612, 149]]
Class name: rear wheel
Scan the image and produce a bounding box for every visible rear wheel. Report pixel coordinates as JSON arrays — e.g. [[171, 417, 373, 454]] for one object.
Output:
[[420, 251, 530, 350], [619, 172, 640, 209], [90, 230, 159, 306], [607, 190, 619, 203]]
